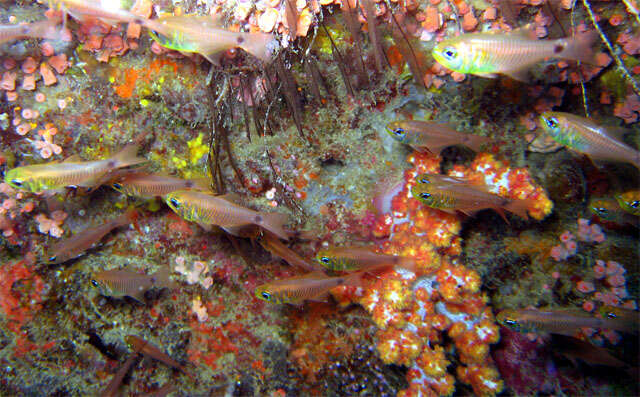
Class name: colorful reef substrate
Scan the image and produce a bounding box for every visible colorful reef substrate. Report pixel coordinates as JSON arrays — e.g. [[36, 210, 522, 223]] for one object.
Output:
[[0, 0, 638, 395]]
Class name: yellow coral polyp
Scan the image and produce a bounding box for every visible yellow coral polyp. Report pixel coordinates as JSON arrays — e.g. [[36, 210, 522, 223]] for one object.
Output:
[[187, 133, 209, 165], [417, 345, 449, 378]]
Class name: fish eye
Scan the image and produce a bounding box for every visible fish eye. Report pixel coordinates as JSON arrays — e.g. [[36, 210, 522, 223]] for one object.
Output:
[[443, 47, 457, 60], [10, 179, 23, 187], [595, 207, 608, 215], [418, 177, 430, 184], [90, 279, 99, 287], [605, 311, 617, 319], [169, 198, 181, 209], [48, 255, 57, 262], [419, 192, 431, 199], [112, 183, 123, 190], [261, 291, 271, 300], [504, 319, 518, 326], [393, 128, 405, 136], [544, 116, 558, 129], [630, 200, 639, 209], [320, 256, 330, 264]]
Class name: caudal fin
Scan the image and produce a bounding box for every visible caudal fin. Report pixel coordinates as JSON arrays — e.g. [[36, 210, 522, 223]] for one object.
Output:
[[110, 144, 147, 168], [504, 198, 533, 220], [240, 32, 279, 61], [561, 30, 597, 65], [258, 212, 290, 240], [153, 265, 177, 289]]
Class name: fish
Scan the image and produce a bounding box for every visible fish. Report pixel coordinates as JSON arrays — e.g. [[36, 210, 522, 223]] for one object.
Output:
[[551, 334, 628, 368], [101, 352, 139, 397], [589, 197, 638, 227], [386, 120, 490, 153], [410, 173, 533, 220], [5, 144, 146, 193], [142, 15, 277, 64], [255, 271, 365, 305], [598, 305, 640, 335], [432, 25, 596, 81], [124, 335, 194, 379], [1, 18, 64, 45], [315, 246, 418, 273], [46, 209, 138, 264], [91, 265, 174, 301], [496, 307, 639, 336], [109, 170, 210, 198], [164, 190, 290, 240], [259, 231, 322, 272], [616, 191, 640, 216], [539, 112, 640, 169], [51, 0, 139, 25]]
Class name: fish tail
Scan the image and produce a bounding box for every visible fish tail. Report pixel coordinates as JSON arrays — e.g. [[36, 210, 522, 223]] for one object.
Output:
[[560, 30, 597, 65], [258, 212, 290, 240], [153, 265, 177, 289], [504, 198, 533, 220], [344, 271, 366, 288], [465, 134, 492, 153], [240, 32, 278, 62], [110, 144, 147, 168]]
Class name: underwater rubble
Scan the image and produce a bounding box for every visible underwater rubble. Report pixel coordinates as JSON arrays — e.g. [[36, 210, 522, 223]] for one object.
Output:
[[0, 0, 638, 395]]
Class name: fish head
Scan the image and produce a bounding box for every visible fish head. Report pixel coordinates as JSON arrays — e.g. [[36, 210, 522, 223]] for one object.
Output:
[[496, 310, 523, 332], [45, 249, 68, 265], [432, 38, 466, 73], [411, 184, 437, 206], [110, 180, 126, 194], [315, 249, 336, 270], [4, 167, 38, 192], [616, 191, 640, 216], [255, 284, 276, 303], [90, 272, 115, 296], [386, 121, 408, 143], [588, 198, 617, 221], [165, 191, 187, 216], [539, 112, 563, 138]]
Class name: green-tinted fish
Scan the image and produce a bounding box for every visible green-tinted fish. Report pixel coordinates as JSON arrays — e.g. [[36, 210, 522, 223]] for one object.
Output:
[[46, 209, 138, 264], [497, 307, 639, 336], [432, 26, 595, 81], [386, 120, 490, 153], [255, 271, 364, 305], [109, 170, 210, 198], [1, 18, 63, 45], [5, 144, 146, 193], [589, 197, 638, 227], [616, 191, 640, 216], [142, 15, 277, 64], [316, 246, 417, 272], [411, 173, 532, 220], [165, 190, 290, 240], [92, 266, 173, 301], [539, 112, 640, 169]]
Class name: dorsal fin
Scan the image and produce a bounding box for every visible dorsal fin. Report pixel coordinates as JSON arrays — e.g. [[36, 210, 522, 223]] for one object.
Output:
[[510, 23, 537, 40]]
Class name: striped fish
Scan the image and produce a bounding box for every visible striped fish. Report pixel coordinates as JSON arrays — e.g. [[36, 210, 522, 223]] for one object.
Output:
[[164, 190, 290, 240], [432, 25, 595, 82], [110, 170, 210, 198], [125, 335, 193, 379], [255, 271, 364, 305], [92, 266, 173, 301], [386, 120, 490, 153], [316, 246, 417, 273], [5, 144, 146, 193], [540, 112, 640, 169]]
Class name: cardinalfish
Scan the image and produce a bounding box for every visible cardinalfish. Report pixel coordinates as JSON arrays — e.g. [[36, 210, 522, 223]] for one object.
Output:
[[142, 15, 277, 64], [109, 170, 210, 198], [316, 246, 418, 273], [616, 191, 640, 216], [496, 307, 639, 336], [255, 271, 365, 305], [259, 231, 322, 272], [540, 112, 640, 169], [165, 190, 290, 240], [411, 173, 533, 220], [1, 18, 64, 45], [5, 144, 146, 193], [101, 352, 139, 397], [386, 120, 490, 154], [92, 265, 174, 301], [51, 0, 139, 25], [432, 25, 595, 82], [125, 335, 194, 379], [589, 197, 638, 227], [46, 209, 139, 264]]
